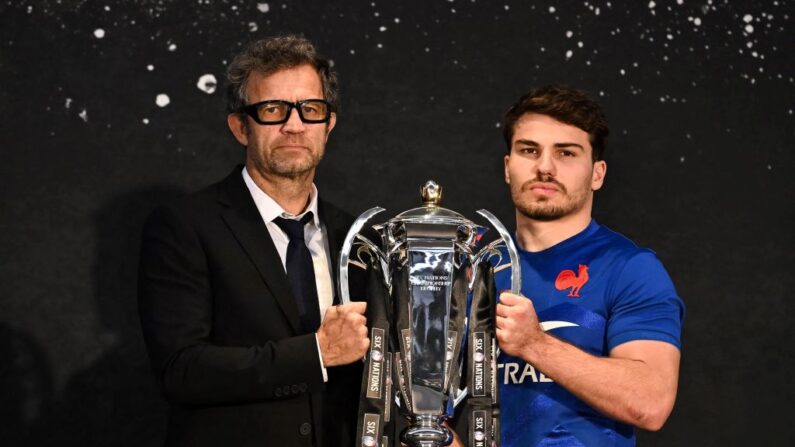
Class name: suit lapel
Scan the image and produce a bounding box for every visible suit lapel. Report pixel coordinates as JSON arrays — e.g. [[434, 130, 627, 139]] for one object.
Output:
[[217, 166, 302, 334]]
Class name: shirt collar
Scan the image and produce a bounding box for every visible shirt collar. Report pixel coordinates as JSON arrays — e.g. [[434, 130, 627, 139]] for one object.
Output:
[[242, 167, 320, 226]]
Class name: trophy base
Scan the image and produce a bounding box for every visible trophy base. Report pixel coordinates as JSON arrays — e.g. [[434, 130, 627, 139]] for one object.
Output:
[[399, 414, 453, 447]]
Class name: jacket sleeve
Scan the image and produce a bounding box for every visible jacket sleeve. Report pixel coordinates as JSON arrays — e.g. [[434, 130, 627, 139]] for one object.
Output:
[[137, 205, 325, 406]]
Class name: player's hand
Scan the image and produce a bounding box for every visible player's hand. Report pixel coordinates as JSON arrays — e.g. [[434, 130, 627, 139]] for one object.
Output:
[[317, 302, 369, 366], [495, 292, 545, 359]]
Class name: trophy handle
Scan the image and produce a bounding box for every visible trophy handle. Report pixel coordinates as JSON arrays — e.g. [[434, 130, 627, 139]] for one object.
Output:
[[338, 206, 386, 305], [475, 209, 522, 295]]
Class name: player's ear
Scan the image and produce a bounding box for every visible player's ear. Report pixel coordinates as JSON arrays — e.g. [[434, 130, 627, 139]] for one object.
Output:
[[325, 112, 336, 141], [227, 113, 249, 146], [504, 154, 512, 185], [592, 160, 606, 190]]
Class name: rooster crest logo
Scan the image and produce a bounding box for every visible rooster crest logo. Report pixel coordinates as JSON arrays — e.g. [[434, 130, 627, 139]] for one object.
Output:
[[555, 264, 589, 298]]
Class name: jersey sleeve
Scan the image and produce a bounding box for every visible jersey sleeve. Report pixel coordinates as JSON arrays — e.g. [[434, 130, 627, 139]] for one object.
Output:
[[606, 250, 685, 351]]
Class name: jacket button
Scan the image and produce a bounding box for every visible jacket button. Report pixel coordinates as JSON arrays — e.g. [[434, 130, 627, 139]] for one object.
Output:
[[299, 382, 307, 392], [299, 422, 311, 435], [291, 384, 299, 393], [283, 385, 291, 395], [274, 388, 282, 397]]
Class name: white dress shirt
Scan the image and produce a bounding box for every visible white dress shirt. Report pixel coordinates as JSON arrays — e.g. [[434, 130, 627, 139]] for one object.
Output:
[[242, 168, 334, 380]]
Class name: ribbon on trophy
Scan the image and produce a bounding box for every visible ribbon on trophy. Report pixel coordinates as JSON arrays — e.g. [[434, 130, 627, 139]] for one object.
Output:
[[391, 264, 414, 423], [445, 258, 469, 409], [355, 255, 393, 447], [465, 262, 499, 447]]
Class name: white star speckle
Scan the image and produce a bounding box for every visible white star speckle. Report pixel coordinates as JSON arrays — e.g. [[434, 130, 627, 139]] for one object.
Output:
[[156, 94, 170, 107], [196, 74, 217, 94]]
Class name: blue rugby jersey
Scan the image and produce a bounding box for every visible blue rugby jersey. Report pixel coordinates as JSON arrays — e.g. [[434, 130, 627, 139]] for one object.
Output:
[[494, 220, 685, 447]]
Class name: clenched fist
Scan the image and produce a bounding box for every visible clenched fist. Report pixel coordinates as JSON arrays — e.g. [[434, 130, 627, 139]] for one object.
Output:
[[317, 302, 369, 367], [495, 292, 545, 359]]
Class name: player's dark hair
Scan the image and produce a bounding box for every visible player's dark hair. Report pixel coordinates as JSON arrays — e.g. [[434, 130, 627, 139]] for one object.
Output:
[[502, 85, 609, 161]]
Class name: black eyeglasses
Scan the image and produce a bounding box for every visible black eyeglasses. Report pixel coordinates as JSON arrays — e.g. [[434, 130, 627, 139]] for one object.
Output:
[[237, 99, 332, 125]]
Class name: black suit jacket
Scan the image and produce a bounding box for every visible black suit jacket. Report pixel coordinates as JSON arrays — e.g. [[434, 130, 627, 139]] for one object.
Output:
[[138, 166, 363, 447]]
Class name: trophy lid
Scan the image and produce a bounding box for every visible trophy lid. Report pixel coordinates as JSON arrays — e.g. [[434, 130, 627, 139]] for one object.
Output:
[[389, 180, 477, 227]]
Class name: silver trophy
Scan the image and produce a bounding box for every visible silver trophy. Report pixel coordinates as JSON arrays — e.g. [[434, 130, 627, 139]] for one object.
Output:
[[341, 181, 520, 447]]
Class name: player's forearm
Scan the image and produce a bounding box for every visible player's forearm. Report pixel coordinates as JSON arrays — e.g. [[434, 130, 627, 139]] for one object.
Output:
[[522, 334, 676, 431]]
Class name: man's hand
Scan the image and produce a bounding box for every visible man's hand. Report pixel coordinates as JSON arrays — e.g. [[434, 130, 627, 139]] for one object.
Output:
[[317, 302, 369, 367], [495, 292, 545, 360]]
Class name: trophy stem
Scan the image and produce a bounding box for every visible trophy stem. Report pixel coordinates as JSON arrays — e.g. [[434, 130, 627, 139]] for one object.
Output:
[[399, 414, 452, 447]]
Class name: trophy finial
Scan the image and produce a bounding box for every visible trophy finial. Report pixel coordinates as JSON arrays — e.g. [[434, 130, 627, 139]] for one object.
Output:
[[421, 180, 442, 207]]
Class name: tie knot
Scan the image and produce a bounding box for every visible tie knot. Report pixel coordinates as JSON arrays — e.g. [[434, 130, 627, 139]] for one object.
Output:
[[273, 212, 314, 241]]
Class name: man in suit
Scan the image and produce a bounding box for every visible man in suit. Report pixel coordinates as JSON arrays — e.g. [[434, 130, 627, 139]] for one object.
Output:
[[138, 35, 369, 447]]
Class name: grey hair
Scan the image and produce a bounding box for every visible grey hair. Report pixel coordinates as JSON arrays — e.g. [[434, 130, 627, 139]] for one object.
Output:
[[225, 35, 339, 114]]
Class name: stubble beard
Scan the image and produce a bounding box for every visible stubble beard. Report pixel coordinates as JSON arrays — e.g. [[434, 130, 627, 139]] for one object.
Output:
[[245, 122, 330, 179], [250, 141, 325, 180], [512, 177, 590, 222], [268, 149, 323, 178]]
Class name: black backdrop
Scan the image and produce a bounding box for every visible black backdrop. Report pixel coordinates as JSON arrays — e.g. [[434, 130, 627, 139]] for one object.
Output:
[[1, 0, 793, 445]]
